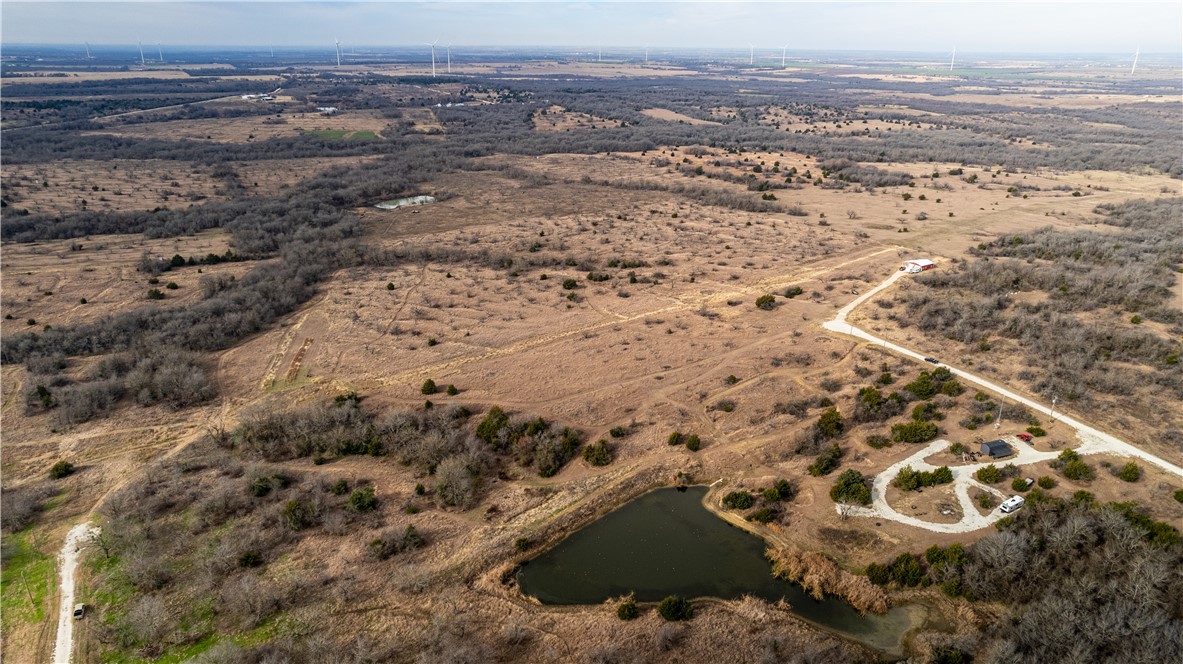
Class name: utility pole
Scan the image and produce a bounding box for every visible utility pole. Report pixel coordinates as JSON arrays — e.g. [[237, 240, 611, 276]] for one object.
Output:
[[1049, 395, 1058, 425], [994, 396, 1004, 430]]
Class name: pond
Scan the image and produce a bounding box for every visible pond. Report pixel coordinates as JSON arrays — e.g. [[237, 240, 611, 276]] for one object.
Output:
[[516, 486, 922, 654]]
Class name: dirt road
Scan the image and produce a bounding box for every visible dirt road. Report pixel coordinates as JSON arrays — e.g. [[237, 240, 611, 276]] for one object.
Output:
[[52, 523, 99, 664], [823, 270, 1183, 532]]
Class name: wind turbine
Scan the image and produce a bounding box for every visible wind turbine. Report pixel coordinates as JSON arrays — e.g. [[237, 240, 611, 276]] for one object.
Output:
[[644, 44, 649, 64], [598, 44, 602, 62], [84, 42, 94, 59], [781, 44, 788, 68], [426, 40, 438, 77], [157, 42, 164, 63], [334, 38, 342, 67], [446, 44, 452, 74], [137, 38, 145, 65], [949, 46, 956, 71], [270, 43, 274, 58], [749, 43, 754, 66], [1130, 46, 1139, 74]]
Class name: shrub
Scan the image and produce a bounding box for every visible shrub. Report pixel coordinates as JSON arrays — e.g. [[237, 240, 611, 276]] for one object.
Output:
[[866, 562, 891, 585], [1072, 490, 1096, 507], [1012, 477, 1031, 492], [784, 286, 804, 298], [1026, 426, 1047, 437], [582, 439, 613, 466], [891, 552, 924, 587], [755, 294, 776, 310], [421, 379, 437, 395], [477, 406, 510, 446], [949, 442, 967, 455], [330, 479, 350, 495], [667, 431, 683, 446], [722, 491, 754, 510], [617, 599, 639, 621], [765, 479, 796, 502], [658, 596, 693, 621], [1037, 476, 1056, 489], [747, 507, 776, 524], [49, 460, 75, 479], [1063, 459, 1096, 481], [146, 288, 165, 300], [911, 402, 941, 422], [515, 537, 530, 552], [976, 492, 997, 509], [895, 465, 953, 491], [348, 487, 379, 512], [866, 434, 892, 449], [890, 420, 938, 444], [808, 444, 843, 476], [282, 500, 313, 530], [830, 469, 871, 505], [684, 434, 701, 451], [976, 464, 1003, 484], [1116, 462, 1141, 482], [609, 426, 629, 438], [446, 384, 458, 396], [817, 407, 845, 439], [368, 524, 425, 560], [562, 278, 578, 290], [1174, 489, 1183, 504]]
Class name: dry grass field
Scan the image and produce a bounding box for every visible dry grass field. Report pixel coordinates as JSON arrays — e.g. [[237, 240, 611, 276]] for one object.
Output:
[[86, 110, 391, 143], [1, 160, 226, 214]]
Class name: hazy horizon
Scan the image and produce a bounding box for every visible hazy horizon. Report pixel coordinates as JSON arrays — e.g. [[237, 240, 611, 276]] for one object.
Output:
[[2, 1, 1180, 54]]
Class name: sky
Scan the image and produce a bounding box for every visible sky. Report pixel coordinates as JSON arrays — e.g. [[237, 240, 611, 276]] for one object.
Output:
[[2, 1, 1180, 53]]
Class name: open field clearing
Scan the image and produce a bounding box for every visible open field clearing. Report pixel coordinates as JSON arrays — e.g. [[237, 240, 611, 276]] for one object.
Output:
[[85, 110, 391, 143], [1, 156, 386, 216], [0, 231, 248, 330], [641, 108, 722, 125], [533, 105, 618, 131]]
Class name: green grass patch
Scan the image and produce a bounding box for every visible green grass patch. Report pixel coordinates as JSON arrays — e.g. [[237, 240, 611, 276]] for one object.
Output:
[[349, 130, 378, 140], [1, 530, 55, 629]]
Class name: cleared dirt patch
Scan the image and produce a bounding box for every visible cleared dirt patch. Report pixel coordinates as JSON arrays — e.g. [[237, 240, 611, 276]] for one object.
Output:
[[641, 108, 720, 125]]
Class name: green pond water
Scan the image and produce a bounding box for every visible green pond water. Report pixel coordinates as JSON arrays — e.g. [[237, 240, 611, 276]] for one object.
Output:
[[516, 486, 921, 653]]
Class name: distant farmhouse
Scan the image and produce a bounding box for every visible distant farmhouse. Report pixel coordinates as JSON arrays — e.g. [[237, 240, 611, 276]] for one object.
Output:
[[901, 258, 936, 273]]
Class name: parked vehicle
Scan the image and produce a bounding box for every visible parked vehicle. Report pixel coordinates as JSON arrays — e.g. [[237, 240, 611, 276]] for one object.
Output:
[[1016, 433, 1033, 443], [1000, 496, 1026, 513], [73, 603, 85, 620], [924, 357, 940, 364]]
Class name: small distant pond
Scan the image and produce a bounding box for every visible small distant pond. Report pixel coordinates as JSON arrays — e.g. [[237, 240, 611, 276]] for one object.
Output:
[[516, 486, 921, 654], [375, 195, 436, 210]]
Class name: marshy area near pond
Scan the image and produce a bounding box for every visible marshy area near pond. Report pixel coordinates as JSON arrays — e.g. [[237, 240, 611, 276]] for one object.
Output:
[[516, 486, 927, 654]]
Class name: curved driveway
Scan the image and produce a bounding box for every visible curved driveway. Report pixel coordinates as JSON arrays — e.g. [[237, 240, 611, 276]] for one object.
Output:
[[823, 270, 1183, 532]]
